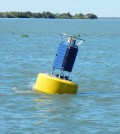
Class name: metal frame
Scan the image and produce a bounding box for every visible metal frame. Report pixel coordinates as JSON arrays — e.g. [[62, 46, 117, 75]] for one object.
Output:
[[52, 33, 85, 81]]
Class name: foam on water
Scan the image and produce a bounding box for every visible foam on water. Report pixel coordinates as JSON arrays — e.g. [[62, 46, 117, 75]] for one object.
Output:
[[12, 82, 35, 94]]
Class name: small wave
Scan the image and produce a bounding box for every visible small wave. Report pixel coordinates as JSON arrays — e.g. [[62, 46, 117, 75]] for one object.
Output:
[[13, 87, 33, 94], [29, 81, 35, 91], [12, 82, 35, 94]]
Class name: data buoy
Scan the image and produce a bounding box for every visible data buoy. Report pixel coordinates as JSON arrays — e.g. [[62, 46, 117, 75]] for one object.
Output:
[[34, 33, 84, 94], [34, 73, 78, 94]]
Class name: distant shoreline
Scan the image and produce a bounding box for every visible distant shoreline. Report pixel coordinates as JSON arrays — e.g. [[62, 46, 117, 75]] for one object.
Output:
[[0, 17, 119, 19], [0, 11, 98, 19], [0, 11, 119, 19]]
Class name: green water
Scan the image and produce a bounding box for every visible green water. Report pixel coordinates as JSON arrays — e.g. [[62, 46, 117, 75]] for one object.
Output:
[[0, 18, 120, 134]]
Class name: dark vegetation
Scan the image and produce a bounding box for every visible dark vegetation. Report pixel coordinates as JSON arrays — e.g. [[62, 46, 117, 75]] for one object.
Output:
[[0, 11, 97, 19]]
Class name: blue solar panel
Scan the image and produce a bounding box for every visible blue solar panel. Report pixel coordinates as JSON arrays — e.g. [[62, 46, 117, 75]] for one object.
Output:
[[53, 43, 78, 72], [53, 43, 67, 70]]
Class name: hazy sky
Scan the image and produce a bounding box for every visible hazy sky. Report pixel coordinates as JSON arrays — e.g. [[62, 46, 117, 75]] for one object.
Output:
[[0, 0, 120, 17]]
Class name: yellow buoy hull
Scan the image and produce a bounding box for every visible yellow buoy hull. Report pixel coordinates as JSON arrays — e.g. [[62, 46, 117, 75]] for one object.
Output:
[[34, 73, 78, 94]]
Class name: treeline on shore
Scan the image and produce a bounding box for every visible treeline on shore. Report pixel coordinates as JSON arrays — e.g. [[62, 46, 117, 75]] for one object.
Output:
[[0, 11, 97, 19]]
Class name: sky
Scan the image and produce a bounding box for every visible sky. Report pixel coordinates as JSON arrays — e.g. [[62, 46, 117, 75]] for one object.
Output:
[[0, 0, 120, 17]]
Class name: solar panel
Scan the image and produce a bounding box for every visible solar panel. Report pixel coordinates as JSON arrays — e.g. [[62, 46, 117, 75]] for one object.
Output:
[[53, 43, 78, 72]]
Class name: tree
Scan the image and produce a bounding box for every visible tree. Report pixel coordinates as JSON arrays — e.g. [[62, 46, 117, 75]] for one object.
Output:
[[6, 12, 15, 18], [57, 12, 72, 19], [0, 12, 7, 18], [74, 13, 84, 19], [32, 13, 42, 18], [42, 11, 55, 18], [17, 11, 32, 18], [85, 13, 97, 19]]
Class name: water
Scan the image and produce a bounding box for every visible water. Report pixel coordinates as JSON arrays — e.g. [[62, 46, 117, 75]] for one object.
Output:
[[0, 18, 120, 133]]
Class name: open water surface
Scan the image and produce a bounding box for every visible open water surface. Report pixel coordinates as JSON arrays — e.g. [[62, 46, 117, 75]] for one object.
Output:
[[0, 18, 120, 133]]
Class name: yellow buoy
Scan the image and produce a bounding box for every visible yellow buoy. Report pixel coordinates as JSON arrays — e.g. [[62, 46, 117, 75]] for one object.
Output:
[[34, 73, 78, 94]]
